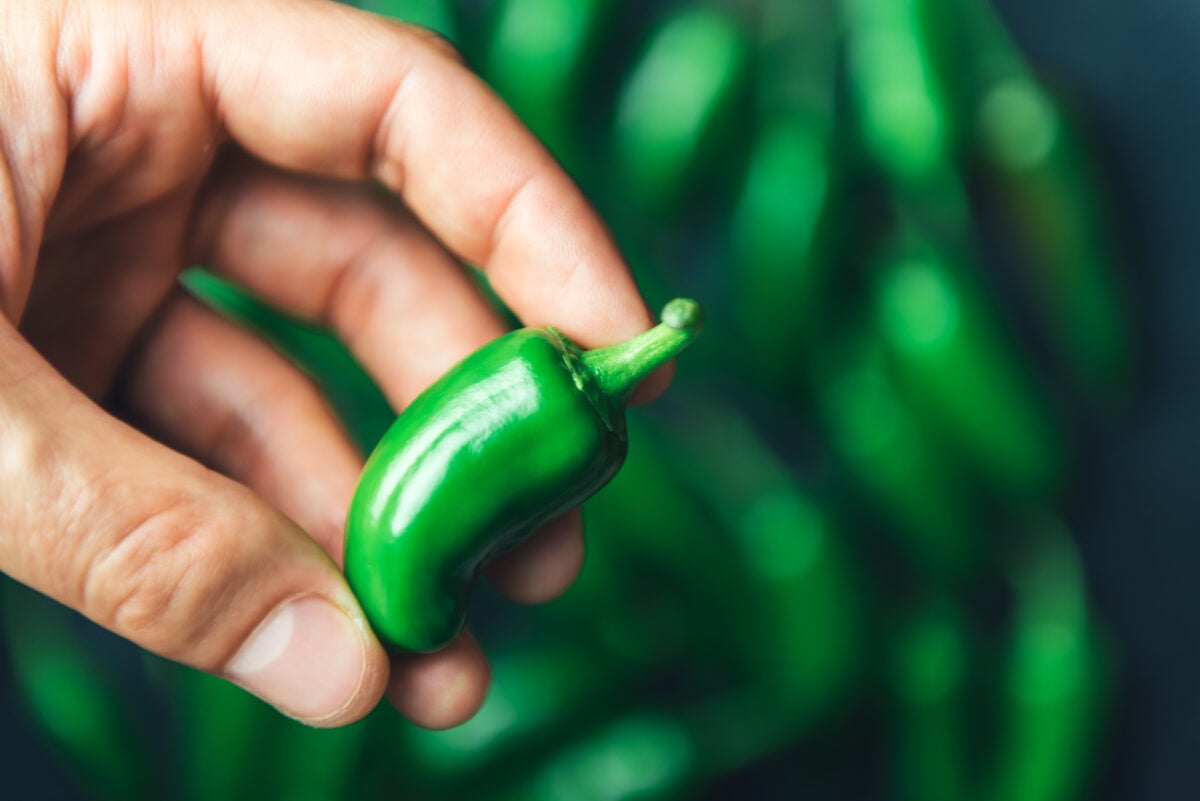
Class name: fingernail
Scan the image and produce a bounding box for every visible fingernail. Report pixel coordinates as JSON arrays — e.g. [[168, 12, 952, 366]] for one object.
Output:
[[227, 595, 368, 723]]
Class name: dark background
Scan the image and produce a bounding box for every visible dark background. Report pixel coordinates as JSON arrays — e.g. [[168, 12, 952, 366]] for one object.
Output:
[[993, 2, 1200, 799], [3, 1, 1199, 798]]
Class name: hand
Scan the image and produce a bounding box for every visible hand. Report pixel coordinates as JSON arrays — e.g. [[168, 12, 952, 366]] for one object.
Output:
[[0, 0, 661, 728]]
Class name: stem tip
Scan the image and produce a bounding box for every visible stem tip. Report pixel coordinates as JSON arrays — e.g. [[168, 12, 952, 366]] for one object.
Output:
[[661, 298, 704, 331]]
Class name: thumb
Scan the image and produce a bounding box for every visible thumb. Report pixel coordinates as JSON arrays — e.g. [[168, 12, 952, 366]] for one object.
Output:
[[0, 322, 388, 726]]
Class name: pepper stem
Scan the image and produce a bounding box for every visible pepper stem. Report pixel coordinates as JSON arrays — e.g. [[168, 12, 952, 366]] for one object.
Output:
[[581, 298, 705, 402]]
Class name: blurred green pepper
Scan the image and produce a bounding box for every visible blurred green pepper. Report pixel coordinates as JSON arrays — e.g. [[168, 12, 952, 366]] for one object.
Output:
[[873, 237, 1065, 500], [731, 120, 836, 389], [987, 517, 1110, 801], [545, 406, 863, 774], [612, 6, 749, 212], [888, 597, 971, 801], [496, 713, 698, 801], [1, 580, 153, 801], [843, 0, 954, 184], [570, 418, 758, 674], [264, 717, 372, 801], [403, 643, 631, 793], [816, 333, 979, 578], [730, 0, 841, 391], [962, 0, 1132, 405], [657, 401, 864, 735], [169, 662, 382, 801], [889, 522, 1110, 801], [171, 666, 277, 801], [482, 0, 605, 172]]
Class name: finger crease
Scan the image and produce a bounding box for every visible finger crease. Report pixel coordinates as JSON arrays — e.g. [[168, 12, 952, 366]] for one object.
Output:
[[206, 391, 271, 487], [487, 171, 541, 270], [323, 233, 388, 347], [367, 62, 420, 194], [81, 495, 195, 625]]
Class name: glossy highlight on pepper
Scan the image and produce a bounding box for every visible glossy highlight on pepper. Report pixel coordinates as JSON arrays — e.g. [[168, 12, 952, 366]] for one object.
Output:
[[345, 299, 704, 653]]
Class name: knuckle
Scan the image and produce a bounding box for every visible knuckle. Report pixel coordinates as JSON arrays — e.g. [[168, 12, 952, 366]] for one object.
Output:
[[82, 494, 249, 659]]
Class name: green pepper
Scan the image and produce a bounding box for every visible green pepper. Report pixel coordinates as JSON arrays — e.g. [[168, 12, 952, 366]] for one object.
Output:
[[403, 643, 629, 793], [889, 598, 971, 801], [171, 665, 277, 801], [495, 712, 698, 801], [482, 0, 605, 172], [729, 0, 841, 390], [263, 717, 372, 801], [987, 517, 1110, 801], [1, 579, 154, 801], [816, 331, 979, 578], [561, 417, 754, 674], [611, 7, 749, 212], [873, 236, 1065, 500], [655, 401, 865, 731], [345, 299, 704, 652], [958, 0, 1133, 405], [731, 118, 835, 389], [843, 0, 955, 184]]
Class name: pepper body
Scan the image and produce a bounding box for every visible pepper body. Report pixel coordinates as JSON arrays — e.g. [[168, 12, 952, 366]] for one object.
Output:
[[346, 300, 703, 653], [873, 241, 1065, 499], [612, 7, 748, 212]]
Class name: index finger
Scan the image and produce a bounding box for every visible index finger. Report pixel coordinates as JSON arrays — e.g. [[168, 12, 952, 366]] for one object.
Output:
[[196, 0, 659, 355]]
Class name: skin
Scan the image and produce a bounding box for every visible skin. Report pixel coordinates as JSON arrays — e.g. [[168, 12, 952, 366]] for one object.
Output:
[[0, 0, 667, 729]]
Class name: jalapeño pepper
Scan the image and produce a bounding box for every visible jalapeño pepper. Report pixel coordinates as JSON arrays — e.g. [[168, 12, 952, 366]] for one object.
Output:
[[843, 0, 955, 185], [611, 7, 749, 212], [872, 236, 1065, 500], [345, 299, 704, 652], [960, 0, 1133, 405], [890, 597, 971, 801], [988, 517, 1110, 801], [482, 0, 605, 172], [817, 332, 979, 578]]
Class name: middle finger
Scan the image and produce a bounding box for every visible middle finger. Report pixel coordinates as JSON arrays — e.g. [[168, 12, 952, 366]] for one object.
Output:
[[189, 153, 505, 411]]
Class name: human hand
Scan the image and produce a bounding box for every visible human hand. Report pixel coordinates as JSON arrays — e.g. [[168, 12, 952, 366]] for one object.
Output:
[[0, 0, 661, 728]]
